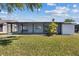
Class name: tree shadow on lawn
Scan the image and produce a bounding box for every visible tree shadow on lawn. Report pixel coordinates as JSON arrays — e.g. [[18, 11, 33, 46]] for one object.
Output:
[[0, 36, 18, 46], [0, 40, 12, 46]]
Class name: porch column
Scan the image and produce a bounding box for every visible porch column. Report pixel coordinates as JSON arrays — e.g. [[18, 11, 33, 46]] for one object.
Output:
[[32, 23, 34, 33], [7, 23, 13, 34], [21, 23, 23, 33], [7, 23, 9, 33], [11, 24, 12, 33], [17, 24, 19, 33], [43, 23, 44, 33]]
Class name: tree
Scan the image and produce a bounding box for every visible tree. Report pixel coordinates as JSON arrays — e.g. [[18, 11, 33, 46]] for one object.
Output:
[[64, 19, 75, 22], [48, 22, 58, 36], [0, 3, 42, 13]]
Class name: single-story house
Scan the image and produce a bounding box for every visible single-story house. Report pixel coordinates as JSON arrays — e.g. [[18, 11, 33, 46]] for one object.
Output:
[[0, 20, 75, 35]]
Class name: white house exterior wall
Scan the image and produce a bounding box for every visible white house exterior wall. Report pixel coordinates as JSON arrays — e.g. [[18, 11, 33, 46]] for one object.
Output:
[[2, 23, 8, 33], [0, 22, 75, 35]]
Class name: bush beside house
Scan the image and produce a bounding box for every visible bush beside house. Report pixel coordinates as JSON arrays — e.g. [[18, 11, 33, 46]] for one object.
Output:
[[47, 22, 58, 36]]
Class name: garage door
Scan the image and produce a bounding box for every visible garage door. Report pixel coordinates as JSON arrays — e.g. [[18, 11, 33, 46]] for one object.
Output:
[[62, 24, 74, 34]]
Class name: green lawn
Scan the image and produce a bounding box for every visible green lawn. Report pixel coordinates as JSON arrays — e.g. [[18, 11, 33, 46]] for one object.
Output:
[[0, 34, 79, 56]]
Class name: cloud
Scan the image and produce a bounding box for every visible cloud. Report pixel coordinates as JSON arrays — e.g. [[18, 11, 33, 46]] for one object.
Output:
[[0, 11, 7, 14], [47, 3, 56, 6], [73, 4, 77, 8], [45, 7, 69, 17], [56, 7, 69, 13], [0, 15, 6, 17], [38, 9, 41, 11], [72, 16, 79, 18], [45, 10, 51, 13], [72, 9, 79, 13]]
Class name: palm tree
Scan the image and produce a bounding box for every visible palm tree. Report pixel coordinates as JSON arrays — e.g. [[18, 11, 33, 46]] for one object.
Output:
[[0, 3, 42, 13]]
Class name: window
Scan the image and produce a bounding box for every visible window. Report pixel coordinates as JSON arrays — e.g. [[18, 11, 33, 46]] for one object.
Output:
[[23, 24, 28, 33], [0, 24, 3, 32], [35, 25, 42, 29], [43, 24, 49, 33]]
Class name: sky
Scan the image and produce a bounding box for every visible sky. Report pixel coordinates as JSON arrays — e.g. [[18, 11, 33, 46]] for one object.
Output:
[[0, 3, 79, 23]]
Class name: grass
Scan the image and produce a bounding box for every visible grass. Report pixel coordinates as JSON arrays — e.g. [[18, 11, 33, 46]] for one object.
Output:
[[0, 34, 79, 56]]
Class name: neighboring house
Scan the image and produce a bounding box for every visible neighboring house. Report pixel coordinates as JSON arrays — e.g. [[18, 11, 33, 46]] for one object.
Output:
[[0, 20, 75, 35], [75, 24, 79, 33]]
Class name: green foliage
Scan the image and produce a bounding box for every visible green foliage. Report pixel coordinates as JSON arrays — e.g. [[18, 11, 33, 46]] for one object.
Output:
[[25, 3, 42, 11], [0, 3, 42, 13], [64, 19, 75, 22], [48, 22, 58, 36]]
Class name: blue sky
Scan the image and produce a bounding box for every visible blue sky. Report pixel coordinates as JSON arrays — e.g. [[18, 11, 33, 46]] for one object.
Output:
[[0, 3, 79, 22]]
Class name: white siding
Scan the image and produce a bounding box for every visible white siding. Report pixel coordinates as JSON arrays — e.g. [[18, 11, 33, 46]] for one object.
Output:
[[7, 24, 11, 33], [7, 24, 18, 33], [62, 24, 74, 34], [12, 24, 17, 32], [2, 23, 7, 33]]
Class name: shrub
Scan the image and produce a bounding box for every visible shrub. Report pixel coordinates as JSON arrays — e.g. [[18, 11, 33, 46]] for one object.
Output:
[[47, 22, 58, 36]]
